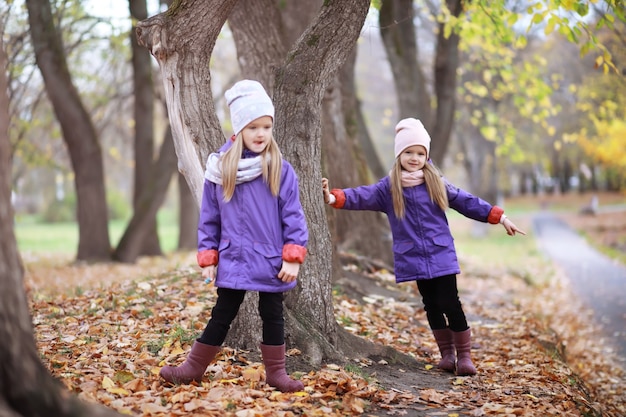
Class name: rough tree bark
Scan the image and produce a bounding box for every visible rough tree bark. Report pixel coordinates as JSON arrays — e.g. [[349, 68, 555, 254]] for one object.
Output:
[[0, 27, 123, 417], [430, 0, 463, 167], [379, 0, 431, 123], [129, 0, 163, 257], [26, 0, 111, 261], [379, 0, 463, 167], [136, 0, 401, 365], [177, 169, 198, 250]]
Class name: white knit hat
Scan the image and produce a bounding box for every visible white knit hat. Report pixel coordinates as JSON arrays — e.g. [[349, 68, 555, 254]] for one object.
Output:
[[394, 118, 431, 159], [225, 80, 275, 136]]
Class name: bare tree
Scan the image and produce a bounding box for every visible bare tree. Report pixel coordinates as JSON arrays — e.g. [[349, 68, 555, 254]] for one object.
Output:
[[379, 0, 463, 166], [0, 25, 123, 417], [128, 0, 162, 256], [26, 0, 111, 261]]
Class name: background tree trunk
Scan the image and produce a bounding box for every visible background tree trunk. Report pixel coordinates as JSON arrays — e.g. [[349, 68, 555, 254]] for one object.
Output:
[[129, 0, 162, 256], [379, 0, 431, 123], [26, 0, 111, 261], [331, 50, 393, 265], [379, 0, 463, 167], [430, 0, 463, 167], [0, 28, 123, 417], [112, 128, 177, 262]]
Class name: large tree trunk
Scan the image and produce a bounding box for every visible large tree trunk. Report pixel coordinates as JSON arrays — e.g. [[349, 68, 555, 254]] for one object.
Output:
[[0, 28, 123, 417], [137, 0, 371, 364], [137, 1, 228, 207], [129, 0, 162, 256], [26, 0, 111, 261], [226, 0, 392, 351]]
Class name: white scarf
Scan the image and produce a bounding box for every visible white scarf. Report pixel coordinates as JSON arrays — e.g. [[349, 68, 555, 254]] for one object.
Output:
[[204, 152, 265, 185]]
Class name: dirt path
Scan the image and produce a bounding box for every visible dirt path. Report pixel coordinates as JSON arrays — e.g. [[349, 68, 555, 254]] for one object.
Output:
[[533, 211, 626, 368]]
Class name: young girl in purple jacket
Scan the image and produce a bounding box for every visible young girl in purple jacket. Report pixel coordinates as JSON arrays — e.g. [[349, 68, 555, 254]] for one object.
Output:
[[322, 118, 525, 376], [160, 80, 308, 392]]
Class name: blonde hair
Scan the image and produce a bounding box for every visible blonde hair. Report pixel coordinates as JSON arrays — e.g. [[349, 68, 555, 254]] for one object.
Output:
[[219, 132, 283, 202], [389, 159, 448, 219]]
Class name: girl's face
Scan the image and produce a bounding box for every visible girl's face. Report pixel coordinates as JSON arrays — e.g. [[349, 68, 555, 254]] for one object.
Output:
[[242, 116, 273, 153], [399, 145, 427, 172]]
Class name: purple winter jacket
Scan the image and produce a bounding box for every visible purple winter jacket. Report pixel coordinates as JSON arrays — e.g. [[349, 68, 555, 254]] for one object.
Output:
[[329, 176, 503, 283], [197, 146, 308, 293]]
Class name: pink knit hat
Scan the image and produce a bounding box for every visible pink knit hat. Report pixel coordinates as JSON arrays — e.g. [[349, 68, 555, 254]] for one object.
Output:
[[225, 80, 275, 136], [394, 118, 431, 159]]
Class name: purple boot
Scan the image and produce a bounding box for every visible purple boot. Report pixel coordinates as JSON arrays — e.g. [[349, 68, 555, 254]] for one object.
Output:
[[159, 340, 221, 384], [432, 329, 456, 372], [260, 343, 304, 392], [453, 329, 477, 376]]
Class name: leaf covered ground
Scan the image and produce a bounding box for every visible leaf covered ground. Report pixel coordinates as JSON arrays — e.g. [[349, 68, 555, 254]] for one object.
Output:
[[23, 206, 626, 417]]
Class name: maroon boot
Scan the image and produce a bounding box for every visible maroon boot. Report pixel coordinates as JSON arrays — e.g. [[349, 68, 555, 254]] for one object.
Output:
[[159, 340, 221, 384], [432, 329, 456, 372], [453, 329, 477, 376], [260, 343, 304, 392]]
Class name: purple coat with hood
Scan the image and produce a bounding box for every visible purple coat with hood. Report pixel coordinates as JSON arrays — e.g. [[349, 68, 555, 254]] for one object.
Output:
[[328, 176, 503, 283], [197, 141, 308, 293]]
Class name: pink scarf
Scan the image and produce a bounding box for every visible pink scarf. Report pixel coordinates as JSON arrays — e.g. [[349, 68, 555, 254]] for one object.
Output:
[[401, 170, 425, 188]]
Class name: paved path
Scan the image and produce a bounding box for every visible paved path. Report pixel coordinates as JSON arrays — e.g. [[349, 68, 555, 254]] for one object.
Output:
[[533, 212, 626, 367]]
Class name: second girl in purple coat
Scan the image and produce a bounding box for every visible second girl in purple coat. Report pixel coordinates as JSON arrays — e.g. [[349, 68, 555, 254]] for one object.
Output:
[[322, 118, 525, 376], [160, 79, 308, 392]]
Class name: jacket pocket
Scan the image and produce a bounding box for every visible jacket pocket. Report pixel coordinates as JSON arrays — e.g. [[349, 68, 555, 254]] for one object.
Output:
[[393, 240, 416, 278], [252, 242, 282, 258], [252, 242, 283, 283], [218, 239, 231, 252], [393, 240, 414, 254], [431, 234, 453, 247]]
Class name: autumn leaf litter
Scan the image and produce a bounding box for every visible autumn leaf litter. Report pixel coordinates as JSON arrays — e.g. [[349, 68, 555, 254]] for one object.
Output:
[[24, 247, 626, 417]]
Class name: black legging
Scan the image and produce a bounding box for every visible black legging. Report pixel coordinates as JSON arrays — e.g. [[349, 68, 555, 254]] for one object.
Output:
[[198, 288, 285, 346], [416, 274, 468, 332]]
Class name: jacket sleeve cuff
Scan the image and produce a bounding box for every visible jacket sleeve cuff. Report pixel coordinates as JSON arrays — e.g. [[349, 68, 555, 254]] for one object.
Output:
[[282, 244, 307, 264], [329, 189, 346, 208], [197, 249, 218, 267], [487, 205, 505, 224]]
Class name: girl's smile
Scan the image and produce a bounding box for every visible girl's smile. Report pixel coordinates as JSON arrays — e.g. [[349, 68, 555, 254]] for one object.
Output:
[[400, 145, 427, 172]]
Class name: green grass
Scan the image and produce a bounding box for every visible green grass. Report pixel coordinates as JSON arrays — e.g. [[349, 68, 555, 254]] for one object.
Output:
[[448, 211, 542, 272], [15, 210, 180, 255]]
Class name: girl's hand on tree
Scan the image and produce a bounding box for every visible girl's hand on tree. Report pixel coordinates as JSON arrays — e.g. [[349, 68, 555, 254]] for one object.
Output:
[[503, 218, 526, 236], [202, 265, 216, 284], [322, 178, 331, 204], [278, 261, 300, 283]]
